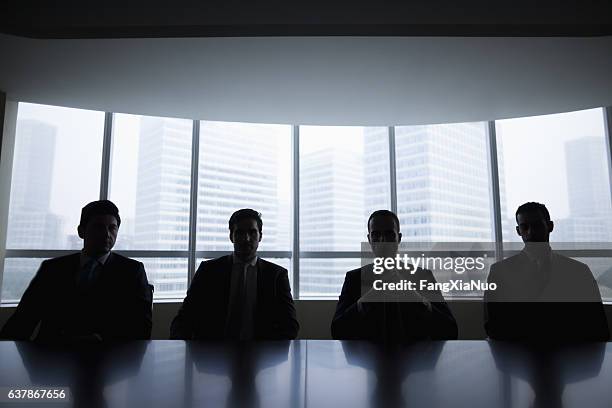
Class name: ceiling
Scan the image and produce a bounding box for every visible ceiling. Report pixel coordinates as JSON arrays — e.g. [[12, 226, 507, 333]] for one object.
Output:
[[1, 2, 611, 126], [2, 0, 612, 38]]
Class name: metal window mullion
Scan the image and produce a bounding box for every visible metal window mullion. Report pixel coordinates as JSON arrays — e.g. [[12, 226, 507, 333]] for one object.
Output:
[[389, 126, 398, 214], [486, 121, 504, 261], [187, 120, 200, 286], [0, 101, 19, 305], [603, 107, 612, 212], [292, 125, 300, 299], [4, 249, 191, 258], [99, 112, 113, 200]]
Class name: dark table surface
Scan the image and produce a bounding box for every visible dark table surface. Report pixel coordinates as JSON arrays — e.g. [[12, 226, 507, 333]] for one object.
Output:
[[0, 340, 611, 408]]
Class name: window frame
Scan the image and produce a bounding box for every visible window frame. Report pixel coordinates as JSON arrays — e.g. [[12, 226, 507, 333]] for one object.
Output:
[[1, 105, 612, 303]]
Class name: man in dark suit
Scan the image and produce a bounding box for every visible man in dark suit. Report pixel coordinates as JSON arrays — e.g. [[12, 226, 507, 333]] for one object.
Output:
[[484, 202, 609, 341], [0, 200, 153, 342], [331, 210, 458, 342], [170, 209, 299, 340]]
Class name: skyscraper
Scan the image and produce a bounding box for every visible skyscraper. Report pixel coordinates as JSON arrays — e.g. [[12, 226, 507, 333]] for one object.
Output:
[[134, 119, 290, 298], [394, 123, 494, 242], [134, 117, 192, 298], [300, 147, 365, 294], [555, 136, 612, 242], [4, 119, 63, 301], [197, 121, 284, 252], [7, 119, 63, 249]]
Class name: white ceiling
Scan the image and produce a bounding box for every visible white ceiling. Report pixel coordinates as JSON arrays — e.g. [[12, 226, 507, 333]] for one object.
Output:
[[1, 34, 611, 126]]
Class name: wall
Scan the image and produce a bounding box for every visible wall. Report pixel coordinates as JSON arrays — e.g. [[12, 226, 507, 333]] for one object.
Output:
[[0, 90, 4, 154], [2, 35, 612, 127]]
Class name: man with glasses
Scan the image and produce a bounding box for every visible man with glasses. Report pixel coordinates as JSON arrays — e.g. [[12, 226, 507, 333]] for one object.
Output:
[[331, 210, 458, 342]]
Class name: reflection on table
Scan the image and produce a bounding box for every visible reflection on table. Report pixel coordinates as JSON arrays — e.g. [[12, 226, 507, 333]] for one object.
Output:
[[0, 340, 610, 408]]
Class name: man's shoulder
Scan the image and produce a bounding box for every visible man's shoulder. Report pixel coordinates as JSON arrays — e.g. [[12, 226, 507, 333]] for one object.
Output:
[[490, 253, 527, 271], [492, 251, 588, 269], [551, 252, 588, 268], [345, 265, 371, 280], [196, 255, 232, 272], [43, 252, 80, 267], [257, 258, 288, 276], [550, 252, 594, 281], [107, 252, 144, 268]]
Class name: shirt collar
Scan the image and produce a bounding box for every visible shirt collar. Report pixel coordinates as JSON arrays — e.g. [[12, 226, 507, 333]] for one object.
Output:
[[521, 243, 552, 263], [232, 253, 258, 267], [80, 250, 111, 267]]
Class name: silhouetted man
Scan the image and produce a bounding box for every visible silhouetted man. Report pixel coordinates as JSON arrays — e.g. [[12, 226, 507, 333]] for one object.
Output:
[[0, 200, 153, 342], [170, 209, 299, 340], [484, 202, 609, 341], [331, 210, 458, 342]]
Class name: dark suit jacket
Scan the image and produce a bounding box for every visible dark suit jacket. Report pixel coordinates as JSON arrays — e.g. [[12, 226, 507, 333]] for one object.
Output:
[[484, 251, 609, 341], [331, 264, 458, 341], [0, 252, 153, 342], [170, 255, 299, 340]]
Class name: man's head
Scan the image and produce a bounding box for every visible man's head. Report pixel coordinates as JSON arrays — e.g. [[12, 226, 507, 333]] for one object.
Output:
[[77, 200, 121, 256], [367, 210, 402, 258], [229, 209, 263, 262], [515, 202, 553, 243]]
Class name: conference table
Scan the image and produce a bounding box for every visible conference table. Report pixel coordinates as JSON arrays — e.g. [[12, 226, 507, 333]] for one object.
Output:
[[0, 340, 611, 408]]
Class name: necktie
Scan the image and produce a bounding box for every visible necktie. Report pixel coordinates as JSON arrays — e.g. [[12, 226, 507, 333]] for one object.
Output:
[[79, 258, 99, 291], [225, 264, 247, 339]]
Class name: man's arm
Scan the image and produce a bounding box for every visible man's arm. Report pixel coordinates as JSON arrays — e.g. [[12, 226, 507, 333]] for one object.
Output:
[[170, 262, 206, 340], [331, 271, 379, 340], [413, 269, 458, 340], [577, 264, 609, 341], [0, 261, 48, 340], [483, 263, 508, 340], [271, 269, 299, 339], [117, 262, 152, 340]]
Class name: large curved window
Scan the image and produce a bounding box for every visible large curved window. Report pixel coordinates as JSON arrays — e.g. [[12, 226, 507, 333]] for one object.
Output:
[[496, 108, 611, 243], [2, 103, 612, 302]]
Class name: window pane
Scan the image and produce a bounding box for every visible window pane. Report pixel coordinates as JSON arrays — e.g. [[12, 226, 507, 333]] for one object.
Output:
[[395, 122, 493, 242], [300, 126, 390, 252], [110, 114, 192, 250], [1, 258, 45, 303], [197, 121, 292, 251], [6, 103, 104, 249], [300, 258, 361, 297], [135, 258, 188, 300], [496, 108, 612, 242]]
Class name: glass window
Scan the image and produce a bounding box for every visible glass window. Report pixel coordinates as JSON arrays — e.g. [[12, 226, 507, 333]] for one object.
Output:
[[300, 126, 390, 252], [1, 258, 46, 303], [299, 126, 390, 296], [6, 103, 104, 250], [135, 257, 188, 300], [197, 121, 292, 252], [496, 108, 612, 243], [395, 122, 493, 242], [5, 103, 612, 303], [110, 114, 193, 251], [109, 114, 192, 300], [300, 258, 361, 297]]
